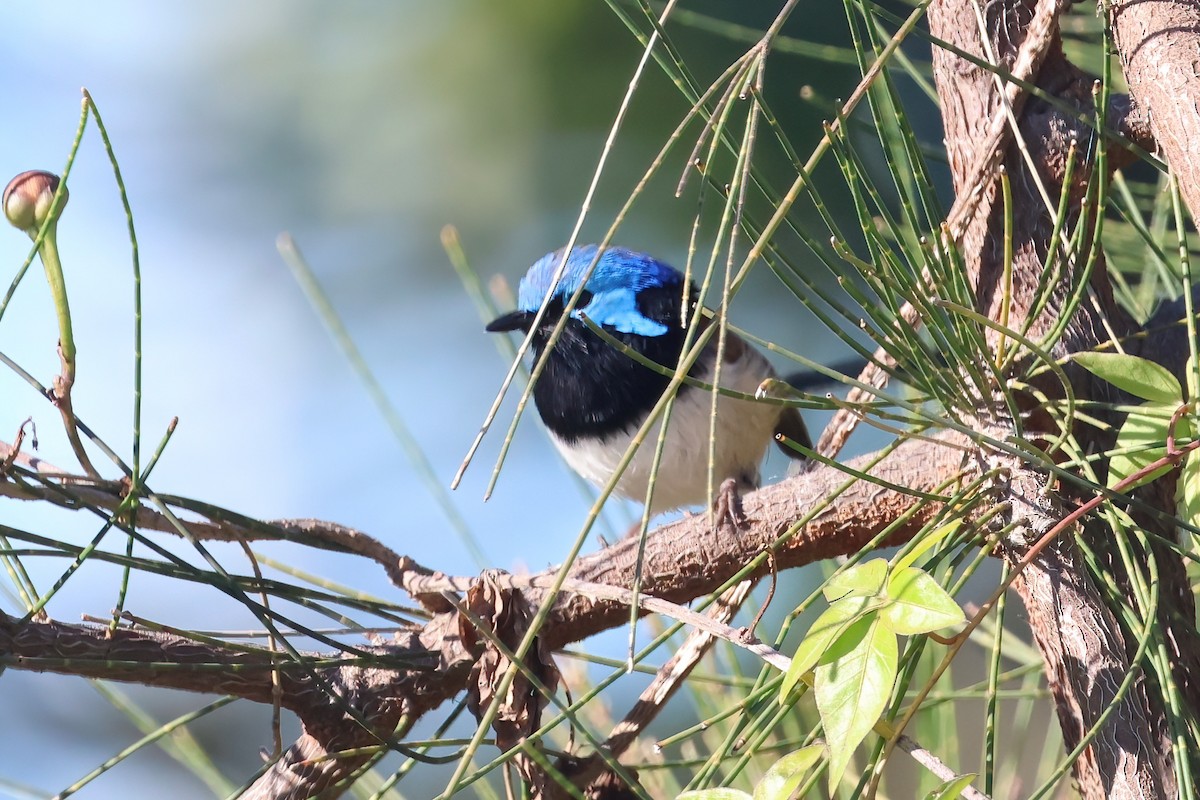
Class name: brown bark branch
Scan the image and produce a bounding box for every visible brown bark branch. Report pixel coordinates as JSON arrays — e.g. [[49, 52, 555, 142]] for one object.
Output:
[[0, 431, 972, 798]]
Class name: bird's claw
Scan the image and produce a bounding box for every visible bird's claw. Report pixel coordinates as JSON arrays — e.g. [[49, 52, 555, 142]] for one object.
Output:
[[712, 478, 748, 531]]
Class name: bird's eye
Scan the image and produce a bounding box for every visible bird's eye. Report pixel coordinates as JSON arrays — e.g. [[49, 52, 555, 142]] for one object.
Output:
[[576, 289, 594, 309]]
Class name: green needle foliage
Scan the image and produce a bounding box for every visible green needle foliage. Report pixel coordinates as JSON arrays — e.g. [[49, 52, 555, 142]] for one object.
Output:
[[3, 2, 1199, 798]]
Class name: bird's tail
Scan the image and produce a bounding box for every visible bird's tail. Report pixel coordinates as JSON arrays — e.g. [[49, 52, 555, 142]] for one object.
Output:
[[780, 354, 873, 391]]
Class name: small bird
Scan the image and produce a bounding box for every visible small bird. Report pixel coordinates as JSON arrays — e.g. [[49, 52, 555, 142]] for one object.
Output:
[[487, 244, 810, 515]]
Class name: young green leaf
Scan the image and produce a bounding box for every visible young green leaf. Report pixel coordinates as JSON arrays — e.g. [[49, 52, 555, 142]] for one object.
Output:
[[814, 612, 898, 792], [1073, 352, 1182, 404], [1178, 451, 1200, 533], [752, 745, 825, 800], [882, 567, 966, 635], [923, 773, 980, 799], [1108, 405, 1175, 490], [891, 521, 959, 575], [678, 790, 752, 800], [822, 558, 888, 601], [781, 594, 872, 702]]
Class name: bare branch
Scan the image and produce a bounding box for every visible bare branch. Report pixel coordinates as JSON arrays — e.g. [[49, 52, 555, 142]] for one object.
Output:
[[0, 431, 973, 798]]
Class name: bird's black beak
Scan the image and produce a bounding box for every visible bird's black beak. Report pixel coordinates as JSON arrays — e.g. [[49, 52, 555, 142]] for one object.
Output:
[[485, 310, 535, 333]]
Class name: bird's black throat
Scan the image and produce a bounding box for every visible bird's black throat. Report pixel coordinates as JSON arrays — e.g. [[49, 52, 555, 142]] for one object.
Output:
[[529, 285, 696, 443]]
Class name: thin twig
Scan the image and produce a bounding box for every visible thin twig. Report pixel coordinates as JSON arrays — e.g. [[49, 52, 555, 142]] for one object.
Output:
[[816, 0, 1069, 461], [745, 549, 776, 639]]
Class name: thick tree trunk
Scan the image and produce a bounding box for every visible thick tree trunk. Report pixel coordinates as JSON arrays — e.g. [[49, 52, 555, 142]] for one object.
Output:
[[931, 0, 1200, 795]]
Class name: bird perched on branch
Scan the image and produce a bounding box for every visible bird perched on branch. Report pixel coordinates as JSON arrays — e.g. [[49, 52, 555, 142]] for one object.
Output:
[[486, 244, 810, 515]]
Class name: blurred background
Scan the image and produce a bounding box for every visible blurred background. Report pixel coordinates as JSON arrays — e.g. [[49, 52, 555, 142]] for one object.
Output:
[[0, 2, 890, 797]]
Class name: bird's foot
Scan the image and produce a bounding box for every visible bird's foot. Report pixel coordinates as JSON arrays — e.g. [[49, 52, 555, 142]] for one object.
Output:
[[712, 478, 748, 531], [618, 522, 647, 541]]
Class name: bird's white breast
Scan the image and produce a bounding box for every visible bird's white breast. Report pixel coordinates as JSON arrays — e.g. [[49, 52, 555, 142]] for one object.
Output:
[[549, 336, 783, 514]]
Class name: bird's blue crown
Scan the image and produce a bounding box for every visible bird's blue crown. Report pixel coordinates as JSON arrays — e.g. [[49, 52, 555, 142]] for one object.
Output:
[[518, 245, 684, 337]]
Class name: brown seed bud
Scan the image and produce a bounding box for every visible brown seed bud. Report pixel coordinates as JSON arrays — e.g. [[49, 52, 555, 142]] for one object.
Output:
[[3, 170, 68, 235]]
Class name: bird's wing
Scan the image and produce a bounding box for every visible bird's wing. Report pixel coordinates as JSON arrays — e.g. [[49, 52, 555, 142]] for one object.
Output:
[[711, 324, 812, 460]]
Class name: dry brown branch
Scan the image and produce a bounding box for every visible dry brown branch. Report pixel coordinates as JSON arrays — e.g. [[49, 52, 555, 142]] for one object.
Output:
[[0, 431, 972, 797]]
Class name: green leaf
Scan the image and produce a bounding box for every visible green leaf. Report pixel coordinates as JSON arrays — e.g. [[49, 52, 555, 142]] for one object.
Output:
[[891, 521, 959, 574], [1108, 404, 1176, 490], [678, 791, 753, 800], [752, 745, 825, 800], [781, 594, 871, 702], [882, 567, 966, 635], [1178, 451, 1200, 532], [814, 611, 897, 792], [1073, 351, 1182, 404], [823, 558, 888, 601], [923, 773, 979, 799]]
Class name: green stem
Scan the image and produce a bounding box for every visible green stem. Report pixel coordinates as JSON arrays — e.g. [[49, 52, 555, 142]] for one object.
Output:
[[37, 220, 77, 377], [33, 212, 96, 477]]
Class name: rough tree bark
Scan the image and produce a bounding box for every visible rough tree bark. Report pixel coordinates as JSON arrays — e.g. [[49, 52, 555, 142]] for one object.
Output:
[[930, 0, 1200, 796], [932, 0, 1181, 795], [2, 1, 1200, 798], [0, 432, 970, 799]]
